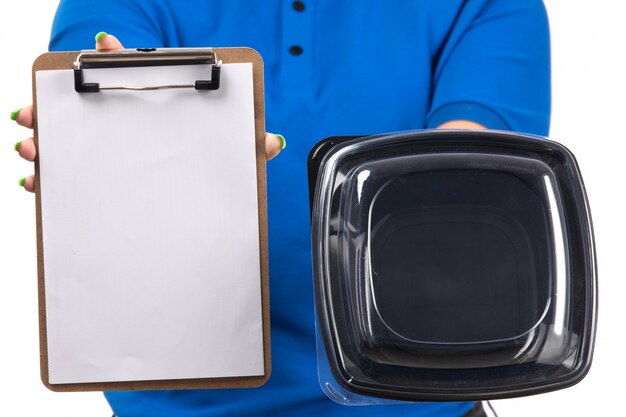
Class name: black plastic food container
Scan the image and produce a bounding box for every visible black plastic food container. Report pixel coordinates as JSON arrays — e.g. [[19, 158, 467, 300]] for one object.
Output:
[[308, 130, 597, 402]]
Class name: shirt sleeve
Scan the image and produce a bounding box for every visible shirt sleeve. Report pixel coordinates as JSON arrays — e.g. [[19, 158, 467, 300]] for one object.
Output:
[[426, 0, 551, 136], [49, 0, 172, 51]]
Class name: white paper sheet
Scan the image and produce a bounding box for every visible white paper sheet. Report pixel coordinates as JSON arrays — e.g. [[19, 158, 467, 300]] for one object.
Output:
[[36, 63, 264, 384]]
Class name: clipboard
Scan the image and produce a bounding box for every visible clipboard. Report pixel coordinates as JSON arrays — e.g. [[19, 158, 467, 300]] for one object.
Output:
[[31, 47, 270, 392]]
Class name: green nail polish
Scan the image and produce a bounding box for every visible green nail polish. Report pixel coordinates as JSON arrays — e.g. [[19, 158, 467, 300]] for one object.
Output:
[[10, 107, 23, 121], [18, 177, 26, 187], [276, 134, 287, 150], [14, 141, 22, 152], [95, 31, 108, 42]]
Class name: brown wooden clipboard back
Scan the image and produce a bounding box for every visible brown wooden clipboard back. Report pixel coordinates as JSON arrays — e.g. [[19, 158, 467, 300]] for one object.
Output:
[[31, 48, 270, 392]]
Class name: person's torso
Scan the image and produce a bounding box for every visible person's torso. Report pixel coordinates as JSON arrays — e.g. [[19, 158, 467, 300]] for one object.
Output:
[[101, 1, 476, 415]]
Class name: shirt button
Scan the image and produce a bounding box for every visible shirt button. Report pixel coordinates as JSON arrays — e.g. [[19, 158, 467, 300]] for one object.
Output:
[[292, 1, 305, 12], [289, 45, 303, 56]]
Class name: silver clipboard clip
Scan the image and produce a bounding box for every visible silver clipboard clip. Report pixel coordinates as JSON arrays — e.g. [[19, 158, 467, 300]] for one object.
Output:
[[73, 48, 222, 93]]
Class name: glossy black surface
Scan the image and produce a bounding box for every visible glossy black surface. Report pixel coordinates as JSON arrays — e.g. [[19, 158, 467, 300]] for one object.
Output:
[[308, 130, 596, 401]]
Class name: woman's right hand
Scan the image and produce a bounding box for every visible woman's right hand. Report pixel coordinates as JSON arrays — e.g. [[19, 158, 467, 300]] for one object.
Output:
[[14, 33, 286, 193], [13, 33, 125, 193]]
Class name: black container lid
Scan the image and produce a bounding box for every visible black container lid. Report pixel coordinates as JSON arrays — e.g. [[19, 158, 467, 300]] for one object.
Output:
[[308, 130, 597, 401]]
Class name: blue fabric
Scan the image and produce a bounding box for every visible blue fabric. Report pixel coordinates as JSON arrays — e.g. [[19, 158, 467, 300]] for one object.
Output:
[[49, 1, 550, 416]]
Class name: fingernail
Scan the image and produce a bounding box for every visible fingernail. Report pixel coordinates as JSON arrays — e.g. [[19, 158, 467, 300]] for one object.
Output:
[[276, 134, 287, 150], [10, 107, 23, 121], [18, 177, 26, 187], [95, 31, 108, 42], [14, 141, 22, 152]]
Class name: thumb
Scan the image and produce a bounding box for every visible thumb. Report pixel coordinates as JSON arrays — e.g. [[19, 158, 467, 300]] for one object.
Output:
[[95, 32, 124, 51]]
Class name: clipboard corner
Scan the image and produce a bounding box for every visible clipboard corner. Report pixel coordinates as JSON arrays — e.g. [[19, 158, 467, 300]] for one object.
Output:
[[33, 51, 79, 73]]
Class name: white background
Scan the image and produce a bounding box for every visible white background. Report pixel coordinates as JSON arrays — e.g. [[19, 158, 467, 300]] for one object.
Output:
[[0, 1, 623, 415]]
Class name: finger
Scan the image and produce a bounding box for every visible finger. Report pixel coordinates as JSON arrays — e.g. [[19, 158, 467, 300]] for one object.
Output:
[[19, 175, 35, 193], [265, 133, 286, 161], [15, 137, 36, 161], [437, 120, 486, 130], [11, 105, 34, 129], [95, 32, 124, 51]]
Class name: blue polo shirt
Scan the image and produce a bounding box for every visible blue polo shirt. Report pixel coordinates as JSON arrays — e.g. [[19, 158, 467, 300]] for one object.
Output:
[[49, 1, 550, 416]]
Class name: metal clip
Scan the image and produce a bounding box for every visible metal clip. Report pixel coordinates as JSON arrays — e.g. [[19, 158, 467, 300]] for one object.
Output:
[[73, 48, 222, 93]]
